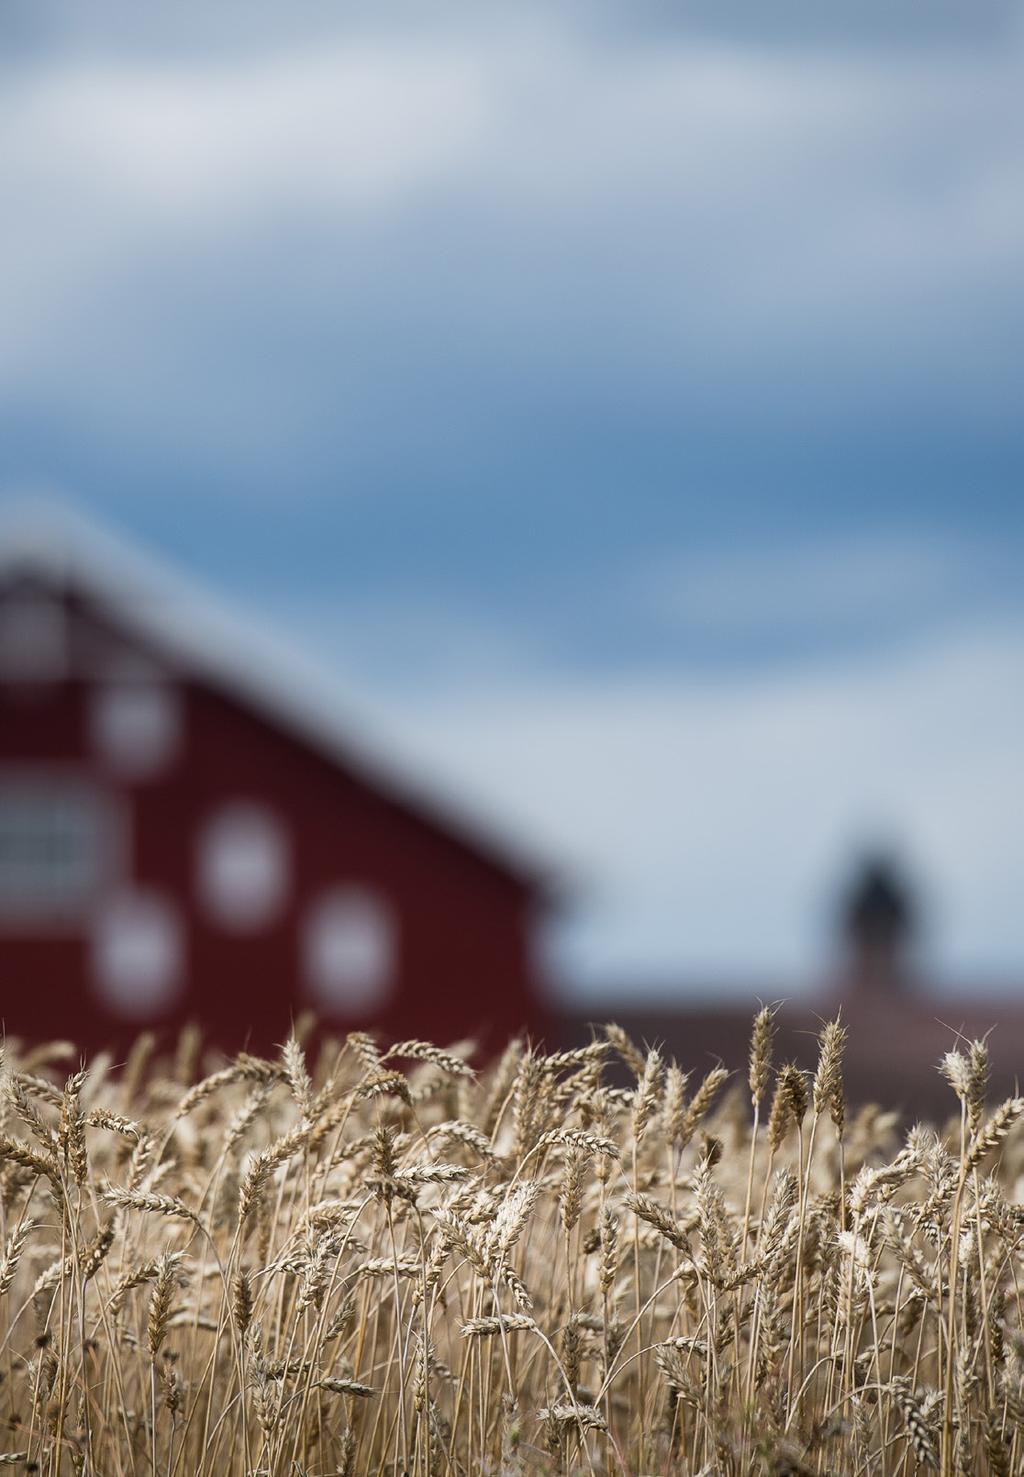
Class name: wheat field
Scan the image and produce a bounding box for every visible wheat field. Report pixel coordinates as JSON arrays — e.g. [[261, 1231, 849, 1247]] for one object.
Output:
[[0, 1013, 1020, 1476]]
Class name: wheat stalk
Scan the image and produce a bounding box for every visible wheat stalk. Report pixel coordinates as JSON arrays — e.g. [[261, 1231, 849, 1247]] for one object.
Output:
[[0, 1019, 1013, 1475]]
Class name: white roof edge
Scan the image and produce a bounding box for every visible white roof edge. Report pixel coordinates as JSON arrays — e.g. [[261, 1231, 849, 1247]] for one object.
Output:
[[0, 496, 560, 897]]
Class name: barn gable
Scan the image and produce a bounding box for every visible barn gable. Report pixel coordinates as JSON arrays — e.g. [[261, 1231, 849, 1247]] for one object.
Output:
[[0, 504, 552, 1051]]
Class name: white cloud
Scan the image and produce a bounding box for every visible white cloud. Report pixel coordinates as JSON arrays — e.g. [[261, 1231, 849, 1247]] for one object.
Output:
[[0, 40, 488, 382], [2, 18, 1023, 420], [5, 46, 486, 217], [369, 617, 1024, 999], [639, 530, 1012, 638]]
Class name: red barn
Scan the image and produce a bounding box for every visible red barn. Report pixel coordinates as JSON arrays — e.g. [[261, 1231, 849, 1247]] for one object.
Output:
[[0, 509, 552, 1055]]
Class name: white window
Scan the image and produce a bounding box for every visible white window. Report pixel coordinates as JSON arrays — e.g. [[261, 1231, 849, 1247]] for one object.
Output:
[[0, 778, 116, 924], [302, 886, 396, 1013], [197, 803, 289, 931], [90, 890, 183, 1018], [89, 681, 182, 781]]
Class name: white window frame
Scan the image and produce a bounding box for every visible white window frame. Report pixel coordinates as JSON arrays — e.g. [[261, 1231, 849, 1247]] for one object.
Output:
[[301, 884, 398, 1014], [196, 801, 290, 933], [0, 767, 127, 932]]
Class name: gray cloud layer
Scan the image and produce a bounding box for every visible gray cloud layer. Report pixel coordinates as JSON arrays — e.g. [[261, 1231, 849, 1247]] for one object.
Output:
[[3, 2, 1022, 988], [3, 8, 1022, 482]]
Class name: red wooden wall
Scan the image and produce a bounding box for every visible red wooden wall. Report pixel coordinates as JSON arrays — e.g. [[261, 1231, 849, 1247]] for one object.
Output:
[[0, 582, 547, 1057]]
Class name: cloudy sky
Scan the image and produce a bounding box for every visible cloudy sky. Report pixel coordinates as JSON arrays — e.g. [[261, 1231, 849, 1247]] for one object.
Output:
[[2, 0, 1023, 999]]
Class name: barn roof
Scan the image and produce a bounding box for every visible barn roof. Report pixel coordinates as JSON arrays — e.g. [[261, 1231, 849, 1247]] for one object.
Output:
[[0, 500, 558, 900]]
